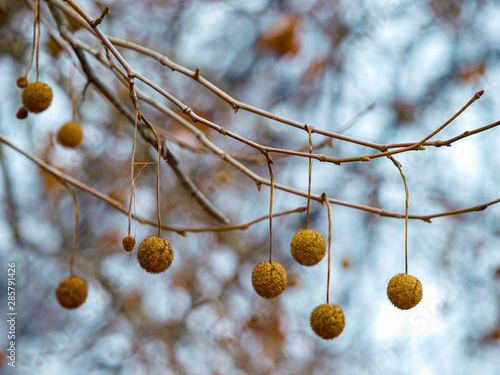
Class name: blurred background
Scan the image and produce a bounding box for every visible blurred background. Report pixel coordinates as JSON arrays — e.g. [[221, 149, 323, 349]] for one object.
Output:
[[1, 0, 500, 374]]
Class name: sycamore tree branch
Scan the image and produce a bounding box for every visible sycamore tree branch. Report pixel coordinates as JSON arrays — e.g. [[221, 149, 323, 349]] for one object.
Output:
[[50, 0, 500, 165], [0, 133, 307, 233], [38, 0, 500, 224], [47, 1, 229, 224]]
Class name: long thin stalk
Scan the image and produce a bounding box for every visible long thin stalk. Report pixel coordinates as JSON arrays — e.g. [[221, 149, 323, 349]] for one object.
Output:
[[61, 181, 79, 276], [321, 193, 333, 304], [306, 127, 313, 230], [266, 154, 275, 263]]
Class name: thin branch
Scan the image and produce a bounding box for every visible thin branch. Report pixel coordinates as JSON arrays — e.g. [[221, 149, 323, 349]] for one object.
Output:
[[42, 0, 500, 223], [50, 0, 498, 165], [46, 4, 230, 223], [0, 132, 304, 234]]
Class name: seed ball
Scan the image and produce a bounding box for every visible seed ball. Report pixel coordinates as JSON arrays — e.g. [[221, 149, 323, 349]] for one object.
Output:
[[251, 261, 287, 298], [310, 303, 345, 340], [56, 276, 88, 309], [387, 273, 423, 310], [16, 76, 28, 88], [16, 107, 28, 120], [137, 236, 174, 274], [290, 229, 326, 266], [22, 82, 53, 113], [122, 235, 136, 252], [57, 121, 83, 148]]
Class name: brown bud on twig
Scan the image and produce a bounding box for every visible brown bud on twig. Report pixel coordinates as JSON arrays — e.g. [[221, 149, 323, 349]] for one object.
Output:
[[90, 6, 110, 28]]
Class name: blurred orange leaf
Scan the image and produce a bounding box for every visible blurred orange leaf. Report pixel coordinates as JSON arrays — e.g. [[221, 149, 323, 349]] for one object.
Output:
[[258, 14, 301, 57]]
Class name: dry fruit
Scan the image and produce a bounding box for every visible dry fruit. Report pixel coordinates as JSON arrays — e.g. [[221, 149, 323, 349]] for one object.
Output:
[[57, 121, 83, 148], [387, 273, 423, 310], [251, 261, 287, 298], [16, 76, 28, 88], [310, 303, 345, 340], [16, 107, 28, 120], [56, 275, 88, 309], [122, 235, 136, 252], [290, 229, 326, 266], [137, 236, 174, 274], [22, 82, 53, 113]]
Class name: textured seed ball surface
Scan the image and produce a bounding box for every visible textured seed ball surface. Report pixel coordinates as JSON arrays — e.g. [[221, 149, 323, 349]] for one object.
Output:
[[290, 229, 326, 266], [22, 82, 53, 113], [251, 261, 287, 298], [310, 303, 345, 340], [56, 276, 88, 309], [122, 235, 136, 252], [57, 121, 83, 148], [387, 273, 423, 310], [137, 236, 174, 274]]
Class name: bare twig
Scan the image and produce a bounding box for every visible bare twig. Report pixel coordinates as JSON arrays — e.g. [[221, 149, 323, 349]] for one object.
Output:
[[0, 133, 304, 234], [37, 0, 500, 225]]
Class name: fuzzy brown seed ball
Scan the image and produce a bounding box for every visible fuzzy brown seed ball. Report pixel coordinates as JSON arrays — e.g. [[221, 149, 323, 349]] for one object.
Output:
[[290, 229, 326, 266], [56, 276, 88, 309], [22, 82, 53, 113], [137, 236, 174, 274], [57, 121, 83, 148], [16, 107, 28, 120], [251, 261, 287, 298], [387, 273, 423, 310], [16, 76, 28, 88], [310, 303, 345, 340], [122, 235, 136, 252]]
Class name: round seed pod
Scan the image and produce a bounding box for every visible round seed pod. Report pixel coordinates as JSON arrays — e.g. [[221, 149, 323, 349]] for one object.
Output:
[[16, 76, 28, 88], [56, 276, 88, 309], [137, 236, 174, 274], [251, 261, 287, 298], [387, 273, 423, 310], [290, 229, 326, 266], [57, 121, 83, 148], [16, 107, 28, 120], [122, 235, 136, 252], [22, 82, 53, 113], [310, 303, 345, 340]]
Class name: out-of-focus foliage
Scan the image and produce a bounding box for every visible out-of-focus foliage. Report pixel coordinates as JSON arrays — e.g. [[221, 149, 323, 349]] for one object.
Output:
[[1, 0, 500, 374]]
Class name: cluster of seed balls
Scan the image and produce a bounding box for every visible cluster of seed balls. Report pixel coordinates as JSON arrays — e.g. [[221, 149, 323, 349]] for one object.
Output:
[[122, 235, 174, 274], [250, 228, 423, 340], [55, 236, 174, 310], [16, 78, 84, 148], [249, 228, 346, 339]]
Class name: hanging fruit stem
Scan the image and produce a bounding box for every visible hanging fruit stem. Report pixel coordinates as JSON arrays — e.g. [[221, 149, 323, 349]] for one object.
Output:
[[127, 104, 139, 237], [61, 180, 79, 276], [140, 113, 163, 237], [321, 192, 333, 304], [388, 156, 409, 274], [306, 126, 313, 230], [265, 153, 274, 263]]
